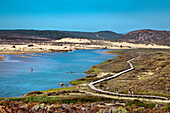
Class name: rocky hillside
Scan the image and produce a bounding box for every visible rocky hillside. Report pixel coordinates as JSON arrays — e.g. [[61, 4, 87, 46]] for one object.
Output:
[[118, 29, 170, 46]]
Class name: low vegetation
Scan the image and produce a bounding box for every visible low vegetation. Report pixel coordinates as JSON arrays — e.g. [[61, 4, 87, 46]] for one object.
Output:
[[118, 29, 170, 46], [0, 96, 169, 112], [94, 49, 170, 98], [70, 74, 97, 85], [0, 30, 123, 45], [42, 87, 77, 93]]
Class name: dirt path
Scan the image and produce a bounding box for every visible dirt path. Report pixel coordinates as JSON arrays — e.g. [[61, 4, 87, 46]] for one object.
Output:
[[79, 89, 170, 103], [81, 58, 170, 103]]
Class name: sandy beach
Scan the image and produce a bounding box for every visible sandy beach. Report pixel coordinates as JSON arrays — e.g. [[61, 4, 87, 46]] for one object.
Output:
[[0, 38, 169, 61]]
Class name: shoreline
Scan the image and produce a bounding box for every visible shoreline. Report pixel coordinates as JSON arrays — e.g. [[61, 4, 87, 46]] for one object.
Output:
[[0, 48, 169, 99], [0, 56, 6, 61], [69, 50, 117, 85], [0, 49, 70, 55], [0, 38, 169, 60], [0, 49, 113, 98], [0, 50, 70, 61]]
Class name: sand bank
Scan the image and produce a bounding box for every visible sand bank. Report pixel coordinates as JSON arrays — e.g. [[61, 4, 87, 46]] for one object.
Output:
[[0, 56, 6, 61], [0, 38, 169, 55]]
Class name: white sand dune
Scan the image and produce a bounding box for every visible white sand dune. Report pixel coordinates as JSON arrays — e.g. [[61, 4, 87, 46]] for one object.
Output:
[[0, 38, 169, 55]]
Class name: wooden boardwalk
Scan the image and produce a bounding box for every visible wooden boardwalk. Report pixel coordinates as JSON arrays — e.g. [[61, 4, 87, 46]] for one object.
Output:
[[88, 58, 169, 100]]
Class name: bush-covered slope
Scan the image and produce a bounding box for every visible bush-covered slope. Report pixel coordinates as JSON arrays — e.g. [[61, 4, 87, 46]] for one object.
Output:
[[0, 30, 123, 40], [118, 29, 170, 46]]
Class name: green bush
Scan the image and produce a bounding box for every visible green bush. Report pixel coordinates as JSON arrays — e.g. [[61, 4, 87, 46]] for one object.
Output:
[[126, 100, 155, 108], [163, 103, 170, 110]]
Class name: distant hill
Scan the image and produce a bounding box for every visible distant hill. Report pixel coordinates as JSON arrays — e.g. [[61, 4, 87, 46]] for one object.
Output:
[[94, 31, 123, 40], [0, 30, 123, 41], [118, 29, 170, 46], [1, 29, 170, 46]]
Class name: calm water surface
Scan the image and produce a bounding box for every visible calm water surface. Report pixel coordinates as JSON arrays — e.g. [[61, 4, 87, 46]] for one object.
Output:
[[0, 49, 115, 97]]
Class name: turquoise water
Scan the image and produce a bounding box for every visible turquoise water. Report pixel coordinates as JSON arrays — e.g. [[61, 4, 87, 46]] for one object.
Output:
[[0, 49, 115, 97]]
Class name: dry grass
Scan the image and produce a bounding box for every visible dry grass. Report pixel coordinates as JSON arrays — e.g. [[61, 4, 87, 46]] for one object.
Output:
[[95, 49, 170, 98]]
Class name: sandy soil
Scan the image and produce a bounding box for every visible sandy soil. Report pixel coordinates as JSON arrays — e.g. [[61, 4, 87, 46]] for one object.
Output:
[[0, 38, 169, 56], [16, 55, 34, 58], [0, 56, 6, 61], [80, 90, 170, 103]]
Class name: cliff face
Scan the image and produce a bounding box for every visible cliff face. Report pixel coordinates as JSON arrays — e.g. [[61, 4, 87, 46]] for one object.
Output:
[[119, 29, 170, 46]]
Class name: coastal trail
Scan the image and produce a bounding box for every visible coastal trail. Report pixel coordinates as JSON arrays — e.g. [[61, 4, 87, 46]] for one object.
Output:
[[84, 58, 169, 102]]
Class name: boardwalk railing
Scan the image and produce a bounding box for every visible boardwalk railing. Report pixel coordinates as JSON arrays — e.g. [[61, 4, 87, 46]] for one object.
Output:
[[88, 58, 169, 100]]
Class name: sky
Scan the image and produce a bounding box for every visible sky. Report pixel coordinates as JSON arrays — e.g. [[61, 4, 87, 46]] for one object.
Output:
[[0, 0, 170, 33]]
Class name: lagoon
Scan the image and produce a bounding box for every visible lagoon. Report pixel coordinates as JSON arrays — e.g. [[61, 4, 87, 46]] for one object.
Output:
[[0, 49, 115, 97]]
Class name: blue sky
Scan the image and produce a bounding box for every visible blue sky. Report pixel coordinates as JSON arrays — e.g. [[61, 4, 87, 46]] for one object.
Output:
[[0, 0, 170, 33]]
